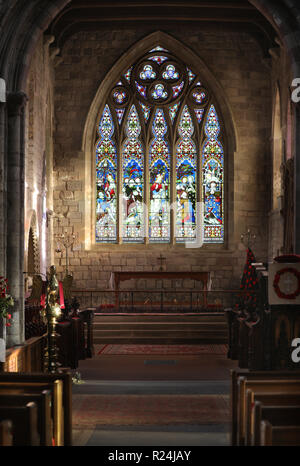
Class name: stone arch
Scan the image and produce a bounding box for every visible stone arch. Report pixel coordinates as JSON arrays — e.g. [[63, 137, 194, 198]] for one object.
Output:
[[272, 85, 283, 211], [0, 0, 299, 348], [25, 210, 40, 276], [81, 31, 237, 250]]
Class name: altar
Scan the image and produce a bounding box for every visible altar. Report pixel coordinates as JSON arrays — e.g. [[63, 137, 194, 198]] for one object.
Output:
[[110, 271, 211, 310]]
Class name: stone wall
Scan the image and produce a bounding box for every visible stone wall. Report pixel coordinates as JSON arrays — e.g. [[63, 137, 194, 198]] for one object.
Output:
[[268, 46, 295, 260], [24, 35, 55, 279], [52, 25, 274, 291]]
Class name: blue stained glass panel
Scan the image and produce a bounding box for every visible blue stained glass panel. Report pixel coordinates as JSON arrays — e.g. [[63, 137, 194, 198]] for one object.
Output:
[[194, 108, 204, 124], [149, 46, 169, 52], [202, 105, 224, 243], [148, 55, 168, 65], [122, 105, 145, 242], [124, 67, 132, 83], [96, 105, 117, 242], [169, 101, 180, 124], [135, 81, 147, 99], [139, 102, 151, 122], [149, 109, 170, 242], [176, 106, 197, 242]]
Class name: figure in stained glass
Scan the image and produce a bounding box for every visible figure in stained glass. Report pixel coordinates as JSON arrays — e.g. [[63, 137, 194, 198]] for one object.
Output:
[[95, 48, 225, 245], [96, 105, 117, 242], [122, 105, 145, 241], [202, 105, 224, 242], [149, 109, 170, 241], [176, 106, 197, 241]]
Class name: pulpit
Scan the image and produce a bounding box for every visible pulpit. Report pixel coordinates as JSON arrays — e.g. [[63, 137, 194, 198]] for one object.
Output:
[[227, 256, 300, 371]]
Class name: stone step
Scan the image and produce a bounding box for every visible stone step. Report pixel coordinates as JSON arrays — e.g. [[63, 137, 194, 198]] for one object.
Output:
[[94, 313, 226, 323], [94, 328, 227, 336], [93, 336, 227, 344], [93, 322, 227, 331], [92, 313, 228, 344]]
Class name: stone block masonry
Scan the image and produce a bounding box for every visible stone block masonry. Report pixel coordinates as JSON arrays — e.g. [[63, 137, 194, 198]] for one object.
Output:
[[52, 24, 272, 291]]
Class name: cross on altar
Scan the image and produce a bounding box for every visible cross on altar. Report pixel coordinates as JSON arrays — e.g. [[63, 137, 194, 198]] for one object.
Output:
[[157, 253, 166, 271]]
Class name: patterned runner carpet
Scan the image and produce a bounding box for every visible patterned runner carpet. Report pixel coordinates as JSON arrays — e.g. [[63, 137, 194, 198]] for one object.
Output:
[[72, 394, 230, 428], [96, 344, 228, 356]]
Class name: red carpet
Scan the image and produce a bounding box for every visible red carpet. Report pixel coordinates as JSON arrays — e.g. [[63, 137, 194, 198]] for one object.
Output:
[[72, 394, 230, 428], [96, 344, 228, 356]]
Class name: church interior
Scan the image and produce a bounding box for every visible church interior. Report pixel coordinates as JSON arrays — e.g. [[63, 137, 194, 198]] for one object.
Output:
[[0, 0, 300, 449]]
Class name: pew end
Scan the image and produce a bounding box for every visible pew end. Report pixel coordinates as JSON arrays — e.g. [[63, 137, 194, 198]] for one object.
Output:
[[0, 420, 13, 446]]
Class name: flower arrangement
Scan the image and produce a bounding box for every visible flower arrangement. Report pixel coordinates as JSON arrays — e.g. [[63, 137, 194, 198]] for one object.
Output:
[[0, 277, 14, 327]]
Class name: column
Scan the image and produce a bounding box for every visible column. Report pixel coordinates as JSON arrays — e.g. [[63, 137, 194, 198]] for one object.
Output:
[[6, 91, 27, 348], [0, 86, 6, 364]]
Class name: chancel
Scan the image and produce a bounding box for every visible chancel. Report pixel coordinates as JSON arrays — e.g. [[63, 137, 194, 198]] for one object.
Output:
[[0, 0, 300, 448]]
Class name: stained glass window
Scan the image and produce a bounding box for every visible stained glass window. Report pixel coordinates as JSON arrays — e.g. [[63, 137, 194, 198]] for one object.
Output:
[[149, 109, 170, 242], [169, 102, 180, 124], [96, 105, 117, 242], [122, 105, 145, 242], [176, 106, 197, 242], [202, 105, 224, 243], [95, 46, 225, 245]]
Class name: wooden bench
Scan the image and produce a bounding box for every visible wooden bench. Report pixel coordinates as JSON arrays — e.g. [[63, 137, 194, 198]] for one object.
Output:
[[253, 402, 300, 446], [231, 369, 300, 445], [0, 380, 63, 445], [237, 377, 300, 445], [0, 402, 39, 446], [0, 420, 13, 446], [245, 391, 300, 446], [0, 390, 52, 446], [0, 371, 72, 446], [260, 420, 300, 446]]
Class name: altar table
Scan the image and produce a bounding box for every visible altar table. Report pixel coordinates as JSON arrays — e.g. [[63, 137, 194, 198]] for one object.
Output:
[[110, 271, 211, 310]]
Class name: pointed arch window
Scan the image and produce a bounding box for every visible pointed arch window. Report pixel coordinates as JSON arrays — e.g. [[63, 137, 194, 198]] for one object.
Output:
[[95, 46, 225, 245]]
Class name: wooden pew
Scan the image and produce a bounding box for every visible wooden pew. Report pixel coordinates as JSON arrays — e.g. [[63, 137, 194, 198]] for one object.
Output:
[[0, 402, 39, 446], [237, 377, 300, 445], [0, 371, 72, 446], [0, 420, 13, 446], [0, 380, 63, 446], [253, 402, 300, 446], [0, 390, 52, 446], [231, 369, 300, 445], [245, 391, 300, 446], [260, 420, 300, 446]]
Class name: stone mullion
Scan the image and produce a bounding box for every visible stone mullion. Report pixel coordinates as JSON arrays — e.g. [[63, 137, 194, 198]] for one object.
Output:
[[6, 91, 27, 347], [0, 101, 7, 365]]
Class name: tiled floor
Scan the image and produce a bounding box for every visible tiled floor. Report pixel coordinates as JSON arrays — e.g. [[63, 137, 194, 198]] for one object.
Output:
[[71, 348, 237, 446]]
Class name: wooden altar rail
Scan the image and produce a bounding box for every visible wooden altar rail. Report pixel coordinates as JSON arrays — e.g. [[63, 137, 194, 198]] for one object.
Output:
[[72, 289, 258, 313]]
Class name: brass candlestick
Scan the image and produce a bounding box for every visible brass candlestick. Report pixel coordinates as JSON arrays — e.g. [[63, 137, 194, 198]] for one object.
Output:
[[55, 229, 77, 277], [40, 265, 62, 373]]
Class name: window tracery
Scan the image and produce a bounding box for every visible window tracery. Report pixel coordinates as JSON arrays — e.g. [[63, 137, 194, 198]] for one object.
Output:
[[95, 46, 225, 245]]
